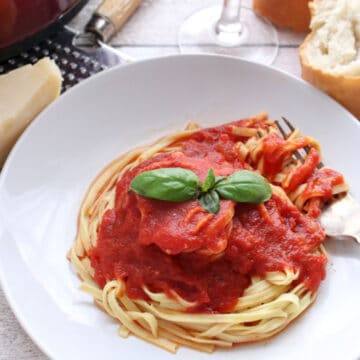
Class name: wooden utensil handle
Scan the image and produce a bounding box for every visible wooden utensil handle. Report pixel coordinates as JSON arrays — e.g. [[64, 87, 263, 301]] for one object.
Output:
[[97, 0, 142, 32], [86, 0, 142, 42]]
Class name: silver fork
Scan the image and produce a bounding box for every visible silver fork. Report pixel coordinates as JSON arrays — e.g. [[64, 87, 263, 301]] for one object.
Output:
[[275, 117, 360, 244]]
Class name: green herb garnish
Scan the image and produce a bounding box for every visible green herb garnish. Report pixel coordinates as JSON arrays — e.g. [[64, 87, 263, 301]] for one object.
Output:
[[130, 167, 272, 214]]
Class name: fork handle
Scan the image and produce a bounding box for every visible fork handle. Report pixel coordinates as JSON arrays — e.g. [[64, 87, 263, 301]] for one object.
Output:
[[320, 194, 360, 244], [86, 0, 142, 43]]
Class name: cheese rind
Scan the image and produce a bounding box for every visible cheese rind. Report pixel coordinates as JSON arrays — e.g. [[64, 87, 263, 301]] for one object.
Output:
[[0, 57, 62, 166]]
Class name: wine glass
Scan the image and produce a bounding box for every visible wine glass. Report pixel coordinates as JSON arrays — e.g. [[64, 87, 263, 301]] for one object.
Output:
[[178, 0, 279, 65]]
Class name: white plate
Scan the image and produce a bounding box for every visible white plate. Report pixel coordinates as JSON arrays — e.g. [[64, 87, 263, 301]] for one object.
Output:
[[1, 55, 360, 360]]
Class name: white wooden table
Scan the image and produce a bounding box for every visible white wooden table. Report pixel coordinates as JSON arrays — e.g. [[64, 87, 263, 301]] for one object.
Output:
[[0, 1, 306, 358]]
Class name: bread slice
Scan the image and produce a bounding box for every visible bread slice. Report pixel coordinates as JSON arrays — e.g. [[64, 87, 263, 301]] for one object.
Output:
[[0, 58, 62, 166], [253, 0, 311, 32], [300, 0, 360, 119]]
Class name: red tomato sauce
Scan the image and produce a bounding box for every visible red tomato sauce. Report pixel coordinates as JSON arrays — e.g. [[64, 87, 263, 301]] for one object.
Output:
[[90, 120, 335, 313], [302, 168, 345, 218]]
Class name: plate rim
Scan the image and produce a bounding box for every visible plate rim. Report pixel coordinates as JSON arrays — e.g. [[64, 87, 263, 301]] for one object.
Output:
[[1, 54, 360, 359]]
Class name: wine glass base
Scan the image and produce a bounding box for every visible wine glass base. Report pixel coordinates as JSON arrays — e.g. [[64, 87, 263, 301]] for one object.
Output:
[[178, 6, 279, 65]]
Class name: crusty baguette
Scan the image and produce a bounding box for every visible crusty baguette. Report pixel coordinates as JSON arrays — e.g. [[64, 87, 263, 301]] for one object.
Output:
[[253, 0, 311, 32], [301, 38, 360, 119], [300, 0, 360, 119]]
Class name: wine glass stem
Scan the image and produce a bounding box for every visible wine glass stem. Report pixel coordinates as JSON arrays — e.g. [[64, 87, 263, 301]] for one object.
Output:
[[216, 0, 243, 35]]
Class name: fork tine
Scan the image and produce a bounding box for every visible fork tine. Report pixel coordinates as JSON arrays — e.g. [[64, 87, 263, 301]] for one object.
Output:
[[274, 120, 287, 138], [275, 120, 305, 163], [281, 117, 324, 168], [281, 116, 295, 131], [281, 117, 295, 132], [281, 117, 307, 160]]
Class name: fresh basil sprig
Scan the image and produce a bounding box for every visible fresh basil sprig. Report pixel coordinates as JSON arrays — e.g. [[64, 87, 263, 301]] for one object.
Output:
[[201, 169, 216, 192], [199, 189, 220, 214], [130, 167, 272, 214], [214, 170, 272, 204], [130, 168, 200, 202]]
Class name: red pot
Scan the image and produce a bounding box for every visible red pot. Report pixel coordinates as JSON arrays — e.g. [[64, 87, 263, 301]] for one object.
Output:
[[0, 0, 87, 59]]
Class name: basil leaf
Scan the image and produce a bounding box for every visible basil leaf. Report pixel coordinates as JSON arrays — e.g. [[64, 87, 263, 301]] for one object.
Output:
[[202, 169, 216, 192], [200, 190, 220, 214], [215, 170, 272, 203], [130, 168, 200, 202]]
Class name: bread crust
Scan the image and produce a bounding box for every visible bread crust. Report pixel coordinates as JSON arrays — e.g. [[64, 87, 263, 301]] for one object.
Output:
[[252, 0, 311, 33], [300, 33, 360, 120]]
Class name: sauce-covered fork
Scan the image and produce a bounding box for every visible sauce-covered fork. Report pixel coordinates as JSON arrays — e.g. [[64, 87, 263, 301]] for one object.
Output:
[[275, 117, 360, 245]]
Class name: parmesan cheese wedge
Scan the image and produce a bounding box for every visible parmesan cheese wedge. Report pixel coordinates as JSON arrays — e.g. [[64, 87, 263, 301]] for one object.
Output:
[[0, 57, 62, 167]]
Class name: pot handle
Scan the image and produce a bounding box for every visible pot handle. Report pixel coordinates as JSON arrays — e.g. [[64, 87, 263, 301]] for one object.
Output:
[[85, 0, 142, 43]]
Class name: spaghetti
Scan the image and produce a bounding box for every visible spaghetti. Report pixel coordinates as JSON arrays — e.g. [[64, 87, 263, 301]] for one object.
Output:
[[69, 113, 348, 353]]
